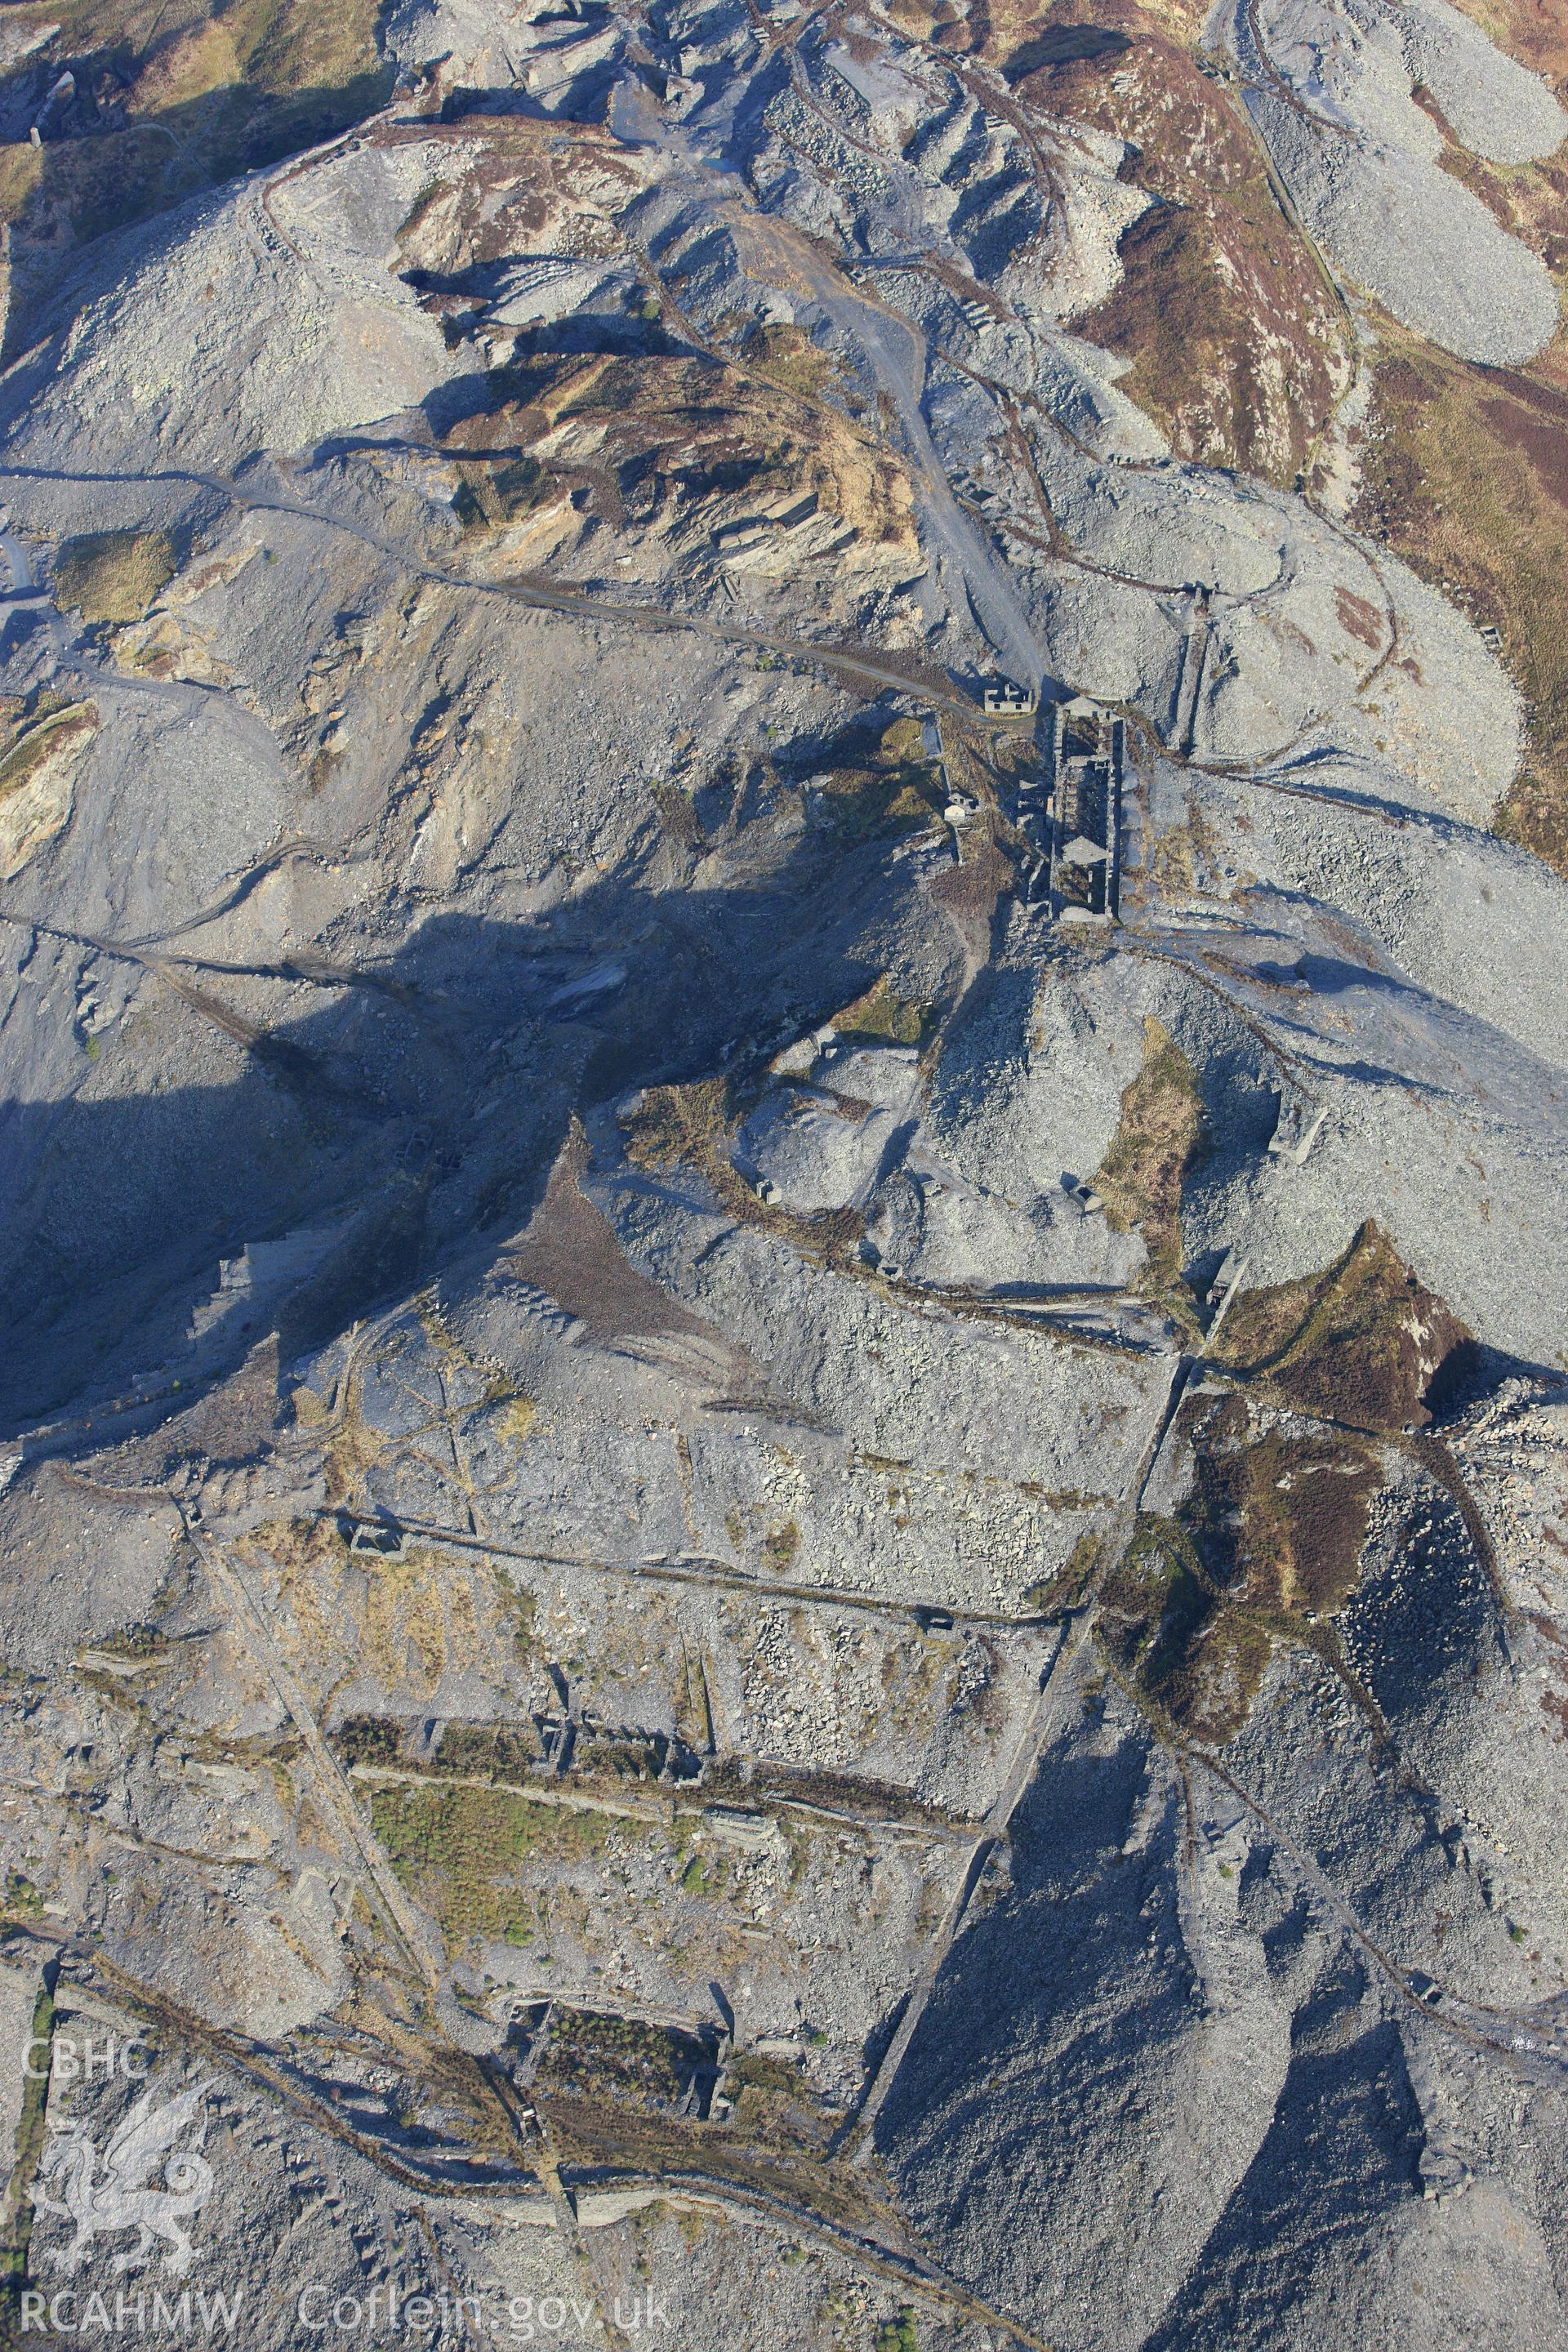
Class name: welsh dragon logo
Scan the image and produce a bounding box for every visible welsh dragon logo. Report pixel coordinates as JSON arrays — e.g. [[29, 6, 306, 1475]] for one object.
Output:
[[29, 2082, 216, 2278]]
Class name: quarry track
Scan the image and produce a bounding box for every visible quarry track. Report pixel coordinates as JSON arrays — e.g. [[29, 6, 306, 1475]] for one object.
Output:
[[5, 915, 416, 1000], [838, 1345, 1192, 2161], [318, 1506, 1073, 1634], [2, 14, 1565, 2342], [541, 2149, 1065, 2351], [55, 1958, 503, 2198], [835, 1611, 1085, 2163], [56, 1956, 1062, 2350], [0, 458, 990, 722], [345, 1758, 981, 1851], [1178, 1725, 1568, 2090], [2, 42, 1408, 820], [757, 17, 1405, 759], [187, 1526, 445, 1998], [78, 1517, 1085, 2340]]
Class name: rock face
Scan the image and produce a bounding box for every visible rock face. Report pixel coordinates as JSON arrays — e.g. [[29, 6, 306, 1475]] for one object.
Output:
[[0, 1, 1566, 2347]]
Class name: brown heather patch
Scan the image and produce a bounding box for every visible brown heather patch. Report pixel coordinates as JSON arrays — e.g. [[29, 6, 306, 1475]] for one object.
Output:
[[928, 827, 1013, 959], [1412, 89, 1568, 300], [1166, 1393, 1383, 1736], [620, 1075, 737, 1178], [741, 319, 845, 399], [1095, 1392, 1383, 1741], [1441, 0, 1568, 108], [619, 1076, 866, 1263], [1076, 198, 1346, 484], [509, 1123, 720, 1348], [1095, 1513, 1267, 1742], [1094, 1014, 1205, 1290], [1209, 1222, 1475, 1432], [442, 349, 918, 572], [650, 778, 703, 851], [991, 2, 1350, 480], [393, 133, 643, 278], [1334, 586, 1384, 650], [1190, 1404, 1382, 1619], [1352, 334, 1568, 875]]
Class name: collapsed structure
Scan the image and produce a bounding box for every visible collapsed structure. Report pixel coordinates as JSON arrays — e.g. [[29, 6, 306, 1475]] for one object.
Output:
[[1006, 691, 1125, 922], [981, 676, 1037, 718], [1048, 694, 1124, 923]]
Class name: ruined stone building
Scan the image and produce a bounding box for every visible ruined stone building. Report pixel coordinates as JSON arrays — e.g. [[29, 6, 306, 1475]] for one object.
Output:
[[1049, 694, 1124, 922]]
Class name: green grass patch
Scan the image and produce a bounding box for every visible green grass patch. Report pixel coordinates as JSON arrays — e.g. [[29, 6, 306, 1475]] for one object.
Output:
[[489, 1563, 537, 1664], [762, 1520, 800, 1572], [874, 2311, 919, 2352], [1094, 1513, 1268, 1743], [0, 702, 95, 803], [372, 1783, 613, 1949], [1024, 1526, 1107, 1613], [831, 975, 933, 1049], [53, 532, 175, 625], [812, 719, 946, 847], [1094, 1016, 1205, 1292], [333, 1713, 403, 1767], [0, 1975, 53, 2296], [538, 2007, 710, 2109], [432, 1721, 546, 1779]]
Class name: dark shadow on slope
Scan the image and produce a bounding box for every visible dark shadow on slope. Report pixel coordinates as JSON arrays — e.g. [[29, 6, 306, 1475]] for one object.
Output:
[[874, 1717, 1209, 2323], [1338, 1468, 1509, 1729], [1138, 1998, 1423, 2350], [876, 1715, 1174, 2171], [1002, 27, 1131, 81], [0, 814, 911, 1429], [875, 1702, 1424, 2339]]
